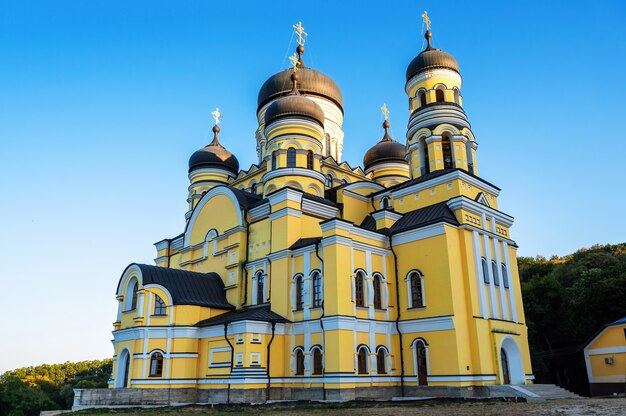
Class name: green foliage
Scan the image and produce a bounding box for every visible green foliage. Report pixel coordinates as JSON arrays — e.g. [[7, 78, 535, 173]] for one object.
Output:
[[0, 359, 112, 415], [520, 243, 626, 394]]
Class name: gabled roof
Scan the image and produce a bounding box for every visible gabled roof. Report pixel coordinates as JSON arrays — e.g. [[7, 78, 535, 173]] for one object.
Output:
[[390, 201, 459, 234], [195, 305, 290, 327], [302, 192, 340, 208], [375, 168, 500, 196], [289, 237, 322, 250], [581, 316, 626, 351], [360, 215, 377, 231], [119, 264, 235, 310], [229, 187, 263, 209]]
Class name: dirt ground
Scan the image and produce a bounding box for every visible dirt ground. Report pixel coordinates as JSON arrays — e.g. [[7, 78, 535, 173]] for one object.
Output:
[[78, 398, 626, 416]]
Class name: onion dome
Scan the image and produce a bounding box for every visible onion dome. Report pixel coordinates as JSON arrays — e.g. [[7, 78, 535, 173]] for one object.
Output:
[[406, 30, 459, 81], [258, 44, 343, 112], [188, 125, 239, 174], [363, 120, 408, 171], [264, 72, 325, 128]]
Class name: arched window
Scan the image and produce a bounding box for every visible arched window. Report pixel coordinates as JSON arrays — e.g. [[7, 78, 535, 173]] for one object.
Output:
[[492, 260, 500, 286], [442, 135, 453, 169], [287, 148, 296, 168], [154, 295, 166, 316], [250, 183, 257, 194], [256, 271, 265, 304], [312, 347, 323, 375], [355, 272, 365, 307], [501, 263, 509, 288], [294, 275, 304, 311], [376, 347, 387, 374], [325, 134, 331, 156], [311, 271, 322, 308], [307, 150, 314, 169], [435, 88, 445, 102], [453, 88, 460, 104], [126, 278, 138, 311], [423, 139, 431, 174], [271, 152, 277, 170], [414, 340, 428, 385], [419, 90, 427, 107], [481, 257, 490, 284], [295, 348, 305, 375], [357, 346, 368, 374], [149, 352, 163, 377], [325, 174, 333, 187], [373, 275, 383, 309], [381, 197, 391, 210], [409, 271, 424, 308]]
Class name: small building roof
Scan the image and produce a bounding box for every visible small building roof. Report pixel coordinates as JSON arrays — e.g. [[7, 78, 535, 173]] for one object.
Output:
[[195, 305, 290, 327]]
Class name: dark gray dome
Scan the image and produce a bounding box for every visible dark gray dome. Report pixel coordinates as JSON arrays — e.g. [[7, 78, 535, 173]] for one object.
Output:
[[188, 126, 239, 174], [406, 31, 459, 81], [363, 121, 408, 171], [258, 45, 343, 112], [265, 94, 325, 128]]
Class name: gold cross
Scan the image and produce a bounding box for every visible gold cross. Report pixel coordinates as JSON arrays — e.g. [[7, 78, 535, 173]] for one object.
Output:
[[293, 21, 308, 46], [380, 103, 390, 120], [211, 107, 222, 125], [422, 11, 431, 31], [289, 53, 299, 72]]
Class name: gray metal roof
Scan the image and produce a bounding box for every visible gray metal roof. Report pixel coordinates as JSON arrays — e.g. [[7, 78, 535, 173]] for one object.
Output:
[[195, 305, 289, 327]]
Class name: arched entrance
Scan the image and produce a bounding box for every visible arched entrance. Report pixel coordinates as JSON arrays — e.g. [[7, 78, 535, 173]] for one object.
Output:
[[501, 348, 510, 384], [500, 336, 524, 384], [115, 349, 131, 388], [415, 340, 428, 386]]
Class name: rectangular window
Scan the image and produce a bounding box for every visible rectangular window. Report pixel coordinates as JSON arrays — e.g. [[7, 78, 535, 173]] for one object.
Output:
[[250, 353, 261, 366]]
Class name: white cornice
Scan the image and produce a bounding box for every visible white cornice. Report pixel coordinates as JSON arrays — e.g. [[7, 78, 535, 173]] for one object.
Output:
[[248, 203, 270, 221], [301, 198, 339, 219], [268, 207, 302, 220], [371, 210, 403, 222], [391, 223, 447, 246], [262, 168, 327, 184], [405, 68, 463, 94], [266, 187, 302, 205], [447, 196, 513, 228], [319, 218, 353, 233]]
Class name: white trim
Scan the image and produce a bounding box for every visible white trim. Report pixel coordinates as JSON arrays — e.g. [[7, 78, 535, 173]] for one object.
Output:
[[406, 68, 462, 94], [447, 196, 513, 228], [392, 170, 500, 199], [248, 203, 270, 221], [302, 198, 339, 218], [262, 167, 327, 184], [209, 347, 232, 368], [184, 186, 243, 246], [392, 223, 447, 246], [427, 375, 497, 382], [371, 210, 403, 222], [399, 316, 454, 333], [586, 346, 626, 355]]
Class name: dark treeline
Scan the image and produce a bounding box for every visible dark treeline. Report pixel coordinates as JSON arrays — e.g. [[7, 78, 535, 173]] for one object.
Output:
[[520, 243, 626, 395], [0, 359, 111, 416]]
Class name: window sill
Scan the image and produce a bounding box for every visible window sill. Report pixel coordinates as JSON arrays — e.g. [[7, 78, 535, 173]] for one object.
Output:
[[151, 314, 167, 317], [408, 306, 426, 310], [148, 375, 162, 378]]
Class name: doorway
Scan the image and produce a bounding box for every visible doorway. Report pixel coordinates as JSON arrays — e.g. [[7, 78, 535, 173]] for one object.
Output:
[[501, 348, 510, 384], [116, 349, 131, 388], [416, 341, 428, 386]]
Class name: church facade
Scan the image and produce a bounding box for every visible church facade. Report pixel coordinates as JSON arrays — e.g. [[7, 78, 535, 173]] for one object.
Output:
[[108, 20, 533, 402]]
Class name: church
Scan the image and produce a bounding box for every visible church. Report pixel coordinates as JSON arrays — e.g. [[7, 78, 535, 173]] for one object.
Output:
[[90, 15, 534, 404]]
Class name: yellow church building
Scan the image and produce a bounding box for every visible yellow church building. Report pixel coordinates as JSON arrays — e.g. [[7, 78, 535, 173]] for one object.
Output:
[[76, 17, 535, 405], [583, 317, 626, 396]]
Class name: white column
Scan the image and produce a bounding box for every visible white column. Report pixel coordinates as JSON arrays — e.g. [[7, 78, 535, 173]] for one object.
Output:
[[116, 297, 123, 322], [136, 292, 145, 318], [493, 234, 508, 321], [482, 233, 499, 319], [369, 321, 376, 375], [472, 231, 488, 318], [366, 251, 374, 319], [501, 240, 518, 322], [303, 252, 311, 320]]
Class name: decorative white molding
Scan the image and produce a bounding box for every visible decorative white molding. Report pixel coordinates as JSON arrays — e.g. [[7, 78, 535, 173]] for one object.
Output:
[[392, 223, 447, 246], [301, 198, 339, 219], [248, 203, 270, 221], [262, 168, 327, 184], [405, 68, 462, 94], [397, 316, 455, 333], [447, 196, 513, 227], [371, 210, 403, 222]]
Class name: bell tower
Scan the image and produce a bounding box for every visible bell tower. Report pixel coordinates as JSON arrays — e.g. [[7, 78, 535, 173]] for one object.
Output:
[[405, 12, 479, 179]]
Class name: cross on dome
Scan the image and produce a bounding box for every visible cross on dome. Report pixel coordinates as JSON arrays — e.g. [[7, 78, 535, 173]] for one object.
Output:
[[293, 21, 307, 46], [380, 103, 390, 121], [422, 11, 431, 31], [211, 107, 222, 126]]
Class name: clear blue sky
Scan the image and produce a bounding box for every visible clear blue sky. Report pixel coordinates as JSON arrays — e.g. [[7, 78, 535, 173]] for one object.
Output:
[[1, 0, 624, 372]]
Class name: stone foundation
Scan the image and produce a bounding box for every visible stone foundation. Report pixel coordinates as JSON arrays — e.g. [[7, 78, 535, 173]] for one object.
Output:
[[73, 385, 525, 409]]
